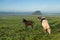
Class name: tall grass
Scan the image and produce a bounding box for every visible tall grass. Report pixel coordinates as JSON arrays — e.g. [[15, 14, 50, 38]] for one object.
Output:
[[0, 15, 60, 40]]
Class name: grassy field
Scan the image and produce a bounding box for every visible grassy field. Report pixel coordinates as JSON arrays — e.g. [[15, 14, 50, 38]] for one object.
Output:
[[0, 15, 60, 40]]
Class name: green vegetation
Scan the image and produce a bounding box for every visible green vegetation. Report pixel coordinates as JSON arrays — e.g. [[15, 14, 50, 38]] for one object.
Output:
[[0, 15, 60, 40]]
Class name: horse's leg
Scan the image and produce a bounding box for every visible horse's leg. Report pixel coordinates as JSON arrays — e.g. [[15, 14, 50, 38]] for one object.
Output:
[[47, 28, 51, 34], [42, 25, 46, 33], [43, 29, 46, 33], [25, 25, 28, 30], [31, 25, 33, 29]]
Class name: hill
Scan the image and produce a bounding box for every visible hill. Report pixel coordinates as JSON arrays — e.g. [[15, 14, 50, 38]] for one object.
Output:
[[32, 11, 41, 15]]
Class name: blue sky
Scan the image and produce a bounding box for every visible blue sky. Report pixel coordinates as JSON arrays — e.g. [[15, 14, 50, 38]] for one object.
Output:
[[0, 0, 60, 12]]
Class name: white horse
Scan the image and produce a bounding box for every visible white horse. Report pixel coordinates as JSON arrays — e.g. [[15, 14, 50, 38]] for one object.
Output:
[[38, 16, 51, 34]]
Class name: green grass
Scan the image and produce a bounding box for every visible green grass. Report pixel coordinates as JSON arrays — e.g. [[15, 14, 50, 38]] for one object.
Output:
[[0, 15, 60, 40]]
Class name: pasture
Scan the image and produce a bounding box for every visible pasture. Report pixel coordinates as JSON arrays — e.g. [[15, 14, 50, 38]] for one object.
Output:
[[0, 15, 60, 40]]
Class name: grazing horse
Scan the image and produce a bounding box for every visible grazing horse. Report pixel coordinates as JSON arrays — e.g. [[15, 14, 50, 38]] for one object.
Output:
[[38, 16, 51, 34], [23, 18, 33, 29]]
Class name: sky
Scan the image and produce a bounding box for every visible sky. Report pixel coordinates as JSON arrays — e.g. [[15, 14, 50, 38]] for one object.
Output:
[[0, 0, 60, 13]]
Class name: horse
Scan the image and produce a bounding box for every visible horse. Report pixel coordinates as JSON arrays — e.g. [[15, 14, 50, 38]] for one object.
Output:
[[23, 18, 34, 29], [38, 16, 51, 34]]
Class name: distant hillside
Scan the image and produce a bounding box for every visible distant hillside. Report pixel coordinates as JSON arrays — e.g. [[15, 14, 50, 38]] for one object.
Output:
[[0, 12, 60, 16], [42, 12, 60, 16], [0, 12, 32, 15]]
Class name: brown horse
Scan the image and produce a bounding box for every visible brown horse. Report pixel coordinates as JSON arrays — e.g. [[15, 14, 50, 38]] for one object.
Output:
[[23, 18, 33, 29]]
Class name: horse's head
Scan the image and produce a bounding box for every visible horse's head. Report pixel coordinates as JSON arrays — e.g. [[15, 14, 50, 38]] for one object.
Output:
[[23, 18, 27, 22], [38, 16, 46, 20], [38, 16, 42, 19]]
